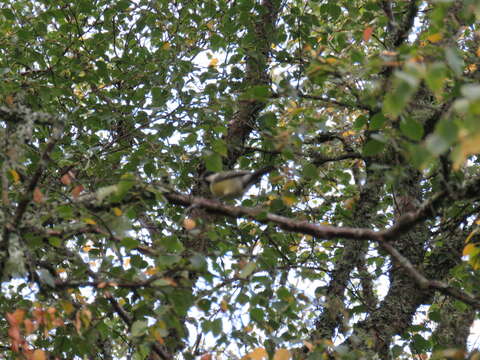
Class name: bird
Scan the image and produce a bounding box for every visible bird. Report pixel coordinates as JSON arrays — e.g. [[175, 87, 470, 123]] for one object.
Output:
[[203, 165, 275, 199]]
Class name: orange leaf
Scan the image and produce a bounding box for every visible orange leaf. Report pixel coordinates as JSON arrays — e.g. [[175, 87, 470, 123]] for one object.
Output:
[[5, 95, 15, 106], [24, 319, 35, 335], [33, 187, 44, 203], [182, 218, 197, 230], [60, 173, 72, 185], [71, 184, 84, 199], [273, 348, 291, 360], [112, 207, 122, 216], [363, 26, 374, 42], [200, 354, 212, 360], [33, 349, 47, 360]]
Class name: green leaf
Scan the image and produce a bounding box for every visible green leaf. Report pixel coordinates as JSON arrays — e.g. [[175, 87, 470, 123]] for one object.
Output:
[[383, 71, 419, 118], [370, 113, 387, 130], [157, 254, 182, 267], [362, 139, 385, 156], [48, 237, 62, 248], [302, 163, 318, 179], [425, 63, 447, 96], [205, 152, 223, 172], [250, 308, 264, 323], [152, 87, 169, 106], [121, 237, 139, 250], [116, 173, 136, 199], [211, 318, 223, 336], [211, 138, 228, 157], [353, 115, 367, 130], [411, 334, 430, 353], [445, 47, 464, 77], [131, 320, 148, 337], [239, 262, 256, 279], [400, 117, 423, 141]]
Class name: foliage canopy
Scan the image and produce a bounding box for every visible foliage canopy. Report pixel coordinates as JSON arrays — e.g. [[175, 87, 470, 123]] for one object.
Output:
[[1, 0, 480, 359]]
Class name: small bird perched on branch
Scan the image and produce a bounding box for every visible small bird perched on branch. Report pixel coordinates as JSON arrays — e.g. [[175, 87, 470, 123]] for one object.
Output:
[[203, 165, 275, 199]]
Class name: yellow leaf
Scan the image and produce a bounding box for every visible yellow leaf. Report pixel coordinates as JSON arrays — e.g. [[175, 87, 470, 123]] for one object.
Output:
[[83, 218, 97, 225], [82, 245, 92, 252], [61, 300, 74, 315], [282, 195, 297, 207], [145, 267, 158, 275], [325, 57, 337, 64], [470, 256, 480, 270], [342, 130, 355, 137], [463, 243, 477, 256], [245, 348, 268, 360], [220, 299, 228, 312], [112, 207, 123, 216], [427, 33, 443, 43], [10, 169, 20, 184], [468, 64, 477, 73], [453, 132, 480, 170], [273, 348, 291, 360], [162, 42, 171, 50], [476, 47, 480, 57], [283, 180, 296, 190], [209, 58, 219, 67], [289, 244, 299, 252]]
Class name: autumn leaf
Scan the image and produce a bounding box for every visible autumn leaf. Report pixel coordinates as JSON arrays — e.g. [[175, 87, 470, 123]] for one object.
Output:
[[427, 33, 443, 43], [5, 95, 15, 106], [83, 218, 97, 225], [60, 173, 73, 185], [10, 169, 20, 184], [242, 348, 268, 360], [209, 58, 219, 67], [363, 26, 374, 42], [220, 299, 228, 312], [112, 207, 123, 216], [182, 218, 197, 230], [71, 184, 84, 198], [273, 348, 291, 360], [452, 132, 480, 170], [33, 349, 47, 360], [33, 187, 44, 203]]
